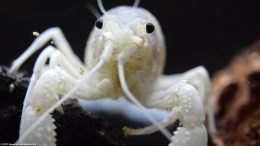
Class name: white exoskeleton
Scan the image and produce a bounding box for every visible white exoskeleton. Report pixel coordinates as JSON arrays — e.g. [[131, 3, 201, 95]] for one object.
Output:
[[8, 0, 210, 145]]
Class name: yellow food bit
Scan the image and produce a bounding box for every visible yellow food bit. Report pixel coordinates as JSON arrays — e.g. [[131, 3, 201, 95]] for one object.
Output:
[[32, 31, 40, 36], [122, 126, 132, 137], [35, 106, 41, 112], [80, 67, 85, 75]]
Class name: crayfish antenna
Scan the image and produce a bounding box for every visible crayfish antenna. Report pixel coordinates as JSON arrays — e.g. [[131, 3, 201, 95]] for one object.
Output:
[[117, 51, 172, 141]]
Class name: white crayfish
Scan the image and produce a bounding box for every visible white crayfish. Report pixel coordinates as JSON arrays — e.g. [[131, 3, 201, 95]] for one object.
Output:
[[8, 0, 210, 145]]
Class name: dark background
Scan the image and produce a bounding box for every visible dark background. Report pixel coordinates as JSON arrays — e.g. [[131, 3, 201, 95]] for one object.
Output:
[[1, 0, 260, 75], [0, 0, 260, 145]]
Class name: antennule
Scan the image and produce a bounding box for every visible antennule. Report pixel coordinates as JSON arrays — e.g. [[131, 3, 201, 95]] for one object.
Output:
[[87, 2, 101, 18], [133, 0, 141, 7], [97, 0, 106, 14]]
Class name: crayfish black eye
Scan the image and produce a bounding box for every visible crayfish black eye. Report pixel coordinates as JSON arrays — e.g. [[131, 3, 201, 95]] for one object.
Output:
[[146, 23, 155, 34], [95, 19, 103, 29]]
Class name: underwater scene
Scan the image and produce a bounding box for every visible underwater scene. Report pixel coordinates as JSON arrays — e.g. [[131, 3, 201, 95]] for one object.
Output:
[[0, 0, 259, 146]]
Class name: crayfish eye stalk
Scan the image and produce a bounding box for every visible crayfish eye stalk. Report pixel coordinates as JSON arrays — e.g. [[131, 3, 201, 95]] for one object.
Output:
[[95, 19, 103, 29], [145, 23, 155, 34]]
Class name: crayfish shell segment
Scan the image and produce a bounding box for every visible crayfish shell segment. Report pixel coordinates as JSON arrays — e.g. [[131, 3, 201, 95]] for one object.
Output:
[[18, 106, 57, 146]]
